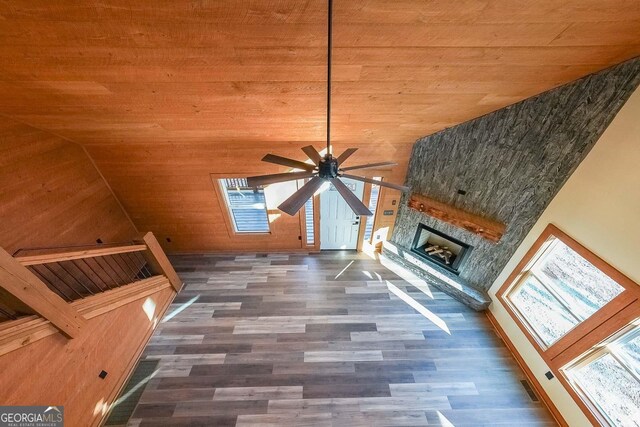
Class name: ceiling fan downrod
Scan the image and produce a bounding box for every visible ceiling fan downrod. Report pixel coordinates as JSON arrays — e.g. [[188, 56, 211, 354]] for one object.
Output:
[[244, 0, 409, 216], [326, 0, 333, 157]]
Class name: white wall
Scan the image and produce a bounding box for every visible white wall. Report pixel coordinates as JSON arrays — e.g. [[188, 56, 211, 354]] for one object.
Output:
[[488, 87, 640, 426]]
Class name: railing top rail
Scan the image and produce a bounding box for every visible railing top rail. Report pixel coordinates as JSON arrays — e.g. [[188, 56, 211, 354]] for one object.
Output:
[[15, 244, 148, 266], [12, 240, 139, 256]]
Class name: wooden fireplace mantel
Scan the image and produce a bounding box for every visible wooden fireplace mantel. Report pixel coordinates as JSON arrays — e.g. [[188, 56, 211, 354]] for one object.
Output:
[[407, 193, 505, 243]]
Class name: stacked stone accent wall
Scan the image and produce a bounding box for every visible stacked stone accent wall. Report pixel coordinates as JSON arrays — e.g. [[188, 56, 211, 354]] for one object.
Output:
[[392, 58, 640, 291]]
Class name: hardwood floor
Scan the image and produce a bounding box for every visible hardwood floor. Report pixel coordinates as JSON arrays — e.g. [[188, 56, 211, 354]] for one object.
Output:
[[128, 252, 556, 426]]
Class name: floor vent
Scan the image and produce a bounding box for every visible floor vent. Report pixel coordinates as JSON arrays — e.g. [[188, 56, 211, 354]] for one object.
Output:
[[104, 359, 159, 425], [520, 379, 540, 402]]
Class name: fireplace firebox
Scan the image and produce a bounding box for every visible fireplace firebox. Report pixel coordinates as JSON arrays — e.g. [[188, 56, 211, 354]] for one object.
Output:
[[410, 224, 472, 274]]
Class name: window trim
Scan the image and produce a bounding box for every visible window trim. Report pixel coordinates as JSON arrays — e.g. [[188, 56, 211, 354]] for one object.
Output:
[[507, 270, 582, 350], [496, 224, 640, 425], [562, 318, 640, 427], [213, 177, 272, 236]]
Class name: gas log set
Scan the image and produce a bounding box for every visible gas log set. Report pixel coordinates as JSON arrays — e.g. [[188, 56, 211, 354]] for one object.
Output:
[[423, 244, 455, 265]]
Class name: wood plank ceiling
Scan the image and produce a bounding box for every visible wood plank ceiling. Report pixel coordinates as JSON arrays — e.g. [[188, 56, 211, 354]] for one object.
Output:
[[0, 1, 638, 251]]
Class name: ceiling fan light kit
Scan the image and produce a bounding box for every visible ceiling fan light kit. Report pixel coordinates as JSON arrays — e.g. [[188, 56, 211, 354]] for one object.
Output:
[[246, 0, 409, 216], [318, 155, 339, 179]]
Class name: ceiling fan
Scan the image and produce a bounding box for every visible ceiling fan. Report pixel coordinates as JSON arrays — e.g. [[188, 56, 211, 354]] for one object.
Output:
[[246, 0, 409, 217]]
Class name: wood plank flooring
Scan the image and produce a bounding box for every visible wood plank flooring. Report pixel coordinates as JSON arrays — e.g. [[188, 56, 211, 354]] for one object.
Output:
[[128, 252, 556, 426]]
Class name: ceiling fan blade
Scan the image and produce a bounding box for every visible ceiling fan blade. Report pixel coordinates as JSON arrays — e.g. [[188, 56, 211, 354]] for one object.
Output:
[[262, 154, 316, 171], [247, 171, 316, 187], [278, 176, 325, 216], [341, 173, 409, 192], [336, 148, 358, 165], [301, 145, 322, 164], [330, 178, 373, 216], [340, 161, 397, 172]]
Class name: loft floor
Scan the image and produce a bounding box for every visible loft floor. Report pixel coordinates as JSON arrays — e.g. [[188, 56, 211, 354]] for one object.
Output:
[[127, 251, 556, 426]]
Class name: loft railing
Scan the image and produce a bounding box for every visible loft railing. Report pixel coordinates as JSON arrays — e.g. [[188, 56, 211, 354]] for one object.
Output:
[[14, 243, 154, 302], [0, 232, 182, 355]]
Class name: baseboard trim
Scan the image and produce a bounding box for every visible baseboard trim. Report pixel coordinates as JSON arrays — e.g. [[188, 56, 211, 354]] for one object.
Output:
[[486, 310, 568, 427]]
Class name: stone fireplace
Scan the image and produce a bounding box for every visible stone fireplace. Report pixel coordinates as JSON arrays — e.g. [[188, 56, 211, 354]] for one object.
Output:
[[381, 59, 640, 310], [410, 223, 472, 274]]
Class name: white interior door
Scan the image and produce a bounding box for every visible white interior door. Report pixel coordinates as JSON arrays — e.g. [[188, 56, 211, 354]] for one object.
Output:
[[320, 178, 365, 250]]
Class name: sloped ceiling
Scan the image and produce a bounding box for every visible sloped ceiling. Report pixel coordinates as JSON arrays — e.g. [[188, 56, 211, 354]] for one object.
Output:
[[0, 1, 638, 147], [0, 1, 638, 251]]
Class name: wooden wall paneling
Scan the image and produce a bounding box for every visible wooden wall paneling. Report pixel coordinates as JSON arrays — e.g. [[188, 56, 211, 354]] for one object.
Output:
[[91, 284, 175, 427], [0, 285, 175, 427], [72, 276, 172, 320], [82, 144, 139, 236], [0, 117, 137, 254], [0, 315, 59, 356], [0, 276, 171, 357], [78, 145, 409, 253]]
